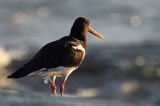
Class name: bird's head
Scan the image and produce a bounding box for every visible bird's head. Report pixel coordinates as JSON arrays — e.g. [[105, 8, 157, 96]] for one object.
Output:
[[69, 17, 104, 41]]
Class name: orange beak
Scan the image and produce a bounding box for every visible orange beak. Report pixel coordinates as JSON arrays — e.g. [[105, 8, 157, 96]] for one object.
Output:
[[88, 26, 104, 39]]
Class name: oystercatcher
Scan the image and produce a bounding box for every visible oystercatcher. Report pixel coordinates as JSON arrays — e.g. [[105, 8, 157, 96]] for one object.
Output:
[[7, 17, 104, 96]]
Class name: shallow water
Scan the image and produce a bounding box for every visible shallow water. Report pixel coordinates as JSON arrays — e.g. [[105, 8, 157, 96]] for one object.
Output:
[[0, 89, 154, 106], [0, 0, 160, 47]]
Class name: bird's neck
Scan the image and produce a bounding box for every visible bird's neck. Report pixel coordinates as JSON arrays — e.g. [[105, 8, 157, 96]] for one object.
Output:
[[69, 32, 87, 48]]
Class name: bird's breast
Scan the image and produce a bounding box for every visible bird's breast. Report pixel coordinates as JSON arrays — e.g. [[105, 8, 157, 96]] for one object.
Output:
[[72, 44, 85, 59], [68, 44, 85, 66]]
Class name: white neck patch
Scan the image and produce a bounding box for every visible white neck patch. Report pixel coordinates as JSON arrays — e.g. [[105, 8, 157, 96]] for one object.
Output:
[[72, 44, 85, 52], [72, 44, 86, 59]]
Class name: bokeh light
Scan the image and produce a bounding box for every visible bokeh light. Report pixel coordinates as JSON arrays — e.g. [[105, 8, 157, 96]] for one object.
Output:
[[135, 56, 145, 66], [37, 6, 50, 18], [0, 46, 11, 68], [130, 15, 142, 27], [11, 12, 30, 25]]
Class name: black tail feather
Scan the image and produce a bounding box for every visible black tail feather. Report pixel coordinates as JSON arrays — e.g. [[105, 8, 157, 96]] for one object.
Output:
[[7, 67, 29, 79]]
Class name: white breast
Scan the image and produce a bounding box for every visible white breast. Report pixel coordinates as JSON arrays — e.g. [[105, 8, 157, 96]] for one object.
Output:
[[29, 66, 78, 84]]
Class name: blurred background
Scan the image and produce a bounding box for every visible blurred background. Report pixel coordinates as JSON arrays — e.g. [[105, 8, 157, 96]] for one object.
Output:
[[0, 0, 160, 105]]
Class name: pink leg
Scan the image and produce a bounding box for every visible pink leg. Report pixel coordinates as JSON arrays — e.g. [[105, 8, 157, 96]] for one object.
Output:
[[51, 75, 57, 96], [51, 81, 57, 96], [60, 80, 66, 96]]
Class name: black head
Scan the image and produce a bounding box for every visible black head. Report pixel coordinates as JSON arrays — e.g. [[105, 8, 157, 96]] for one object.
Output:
[[69, 17, 90, 41], [69, 17, 104, 46]]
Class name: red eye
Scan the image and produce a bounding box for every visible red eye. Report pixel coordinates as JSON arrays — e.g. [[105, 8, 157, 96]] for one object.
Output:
[[85, 22, 89, 25]]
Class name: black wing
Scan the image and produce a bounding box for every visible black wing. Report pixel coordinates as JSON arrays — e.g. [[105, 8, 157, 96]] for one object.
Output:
[[8, 36, 81, 78]]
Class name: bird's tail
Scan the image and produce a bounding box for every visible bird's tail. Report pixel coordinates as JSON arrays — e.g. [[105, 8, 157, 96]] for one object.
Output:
[[7, 67, 29, 79]]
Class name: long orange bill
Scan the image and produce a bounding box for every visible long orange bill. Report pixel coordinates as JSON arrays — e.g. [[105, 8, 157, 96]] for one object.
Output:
[[88, 26, 104, 39]]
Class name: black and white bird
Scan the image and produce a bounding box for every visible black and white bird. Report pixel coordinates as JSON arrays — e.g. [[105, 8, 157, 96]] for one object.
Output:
[[7, 17, 104, 96]]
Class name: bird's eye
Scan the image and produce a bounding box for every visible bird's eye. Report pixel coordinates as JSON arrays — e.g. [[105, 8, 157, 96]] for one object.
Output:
[[85, 22, 89, 25]]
